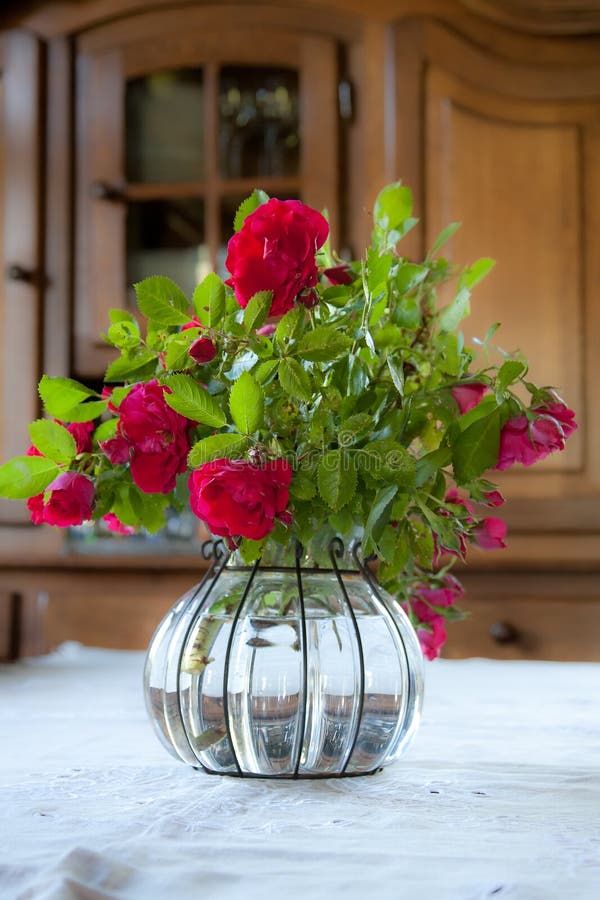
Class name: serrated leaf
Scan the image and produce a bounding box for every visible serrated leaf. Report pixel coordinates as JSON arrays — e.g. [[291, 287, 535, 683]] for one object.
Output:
[[229, 371, 264, 434], [374, 182, 413, 232], [363, 484, 399, 557], [496, 359, 527, 393], [94, 418, 118, 443], [279, 358, 312, 402], [387, 358, 404, 396], [415, 447, 452, 487], [429, 222, 461, 257], [192, 273, 225, 327], [366, 248, 392, 296], [317, 450, 356, 511], [452, 407, 503, 484], [188, 433, 248, 468], [104, 350, 157, 382], [106, 320, 140, 350], [356, 440, 416, 488], [0, 456, 61, 499], [39, 376, 95, 418], [109, 309, 136, 325], [164, 375, 227, 427], [243, 291, 273, 332], [275, 307, 304, 346], [394, 263, 429, 294], [296, 326, 352, 362], [289, 473, 316, 500], [165, 334, 194, 370], [254, 359, 279, 385], [134, 275, 190, 325], [233, 189, 270, 232], [29, 420, 77, 464], [57, 400, 108, 423], [438, 286, 471, 332], [129, 487, 168, 533], [460, 257, 495, 290], [338, 413, 374, 446]]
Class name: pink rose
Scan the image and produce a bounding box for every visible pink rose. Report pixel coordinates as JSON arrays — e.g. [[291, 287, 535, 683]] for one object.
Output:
[[256, 323, 276, 337], [471, 516, 507, 550], [225, 198, 329, 316], [495, 402, 577, 470], [414, 574, 465, 609], [27, 472, 94, 527], [323, 264, 354, 286], [451, 383, 489, 415], [416, 618, 447, 661], [189, 337, 217, 365], [101, 380, 193, 494], [103, 513, 137, 536], [188, 457, 292, 541], [482, 489, 504, 507]]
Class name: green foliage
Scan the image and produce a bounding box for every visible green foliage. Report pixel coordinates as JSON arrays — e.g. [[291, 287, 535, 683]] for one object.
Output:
[[164, 375, 227, 427], [188, 434, 247, 468], [229, 372, 264, 434], [29, 420, 77, 464], [135, 276, 190, 326], [234, 189, 269, 232], [192, 273, 225, 327], [0, 456, 60, 499]]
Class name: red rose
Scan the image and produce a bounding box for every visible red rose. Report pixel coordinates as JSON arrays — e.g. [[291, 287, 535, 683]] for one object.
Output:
[[103, 512, 137, 535], [482, 489, 504, 507], [323, 264, 354, 286], [225, 199, 329, 316], [189, 337, 217, 365], [416, 618, 447, 661], [495, 402, 577, 470], [471, 516, 507, 550], [101, 380, 193, 494], [451, 383, 489, 415], [27, 472, 94, 527], [188, 457, 292, 541]]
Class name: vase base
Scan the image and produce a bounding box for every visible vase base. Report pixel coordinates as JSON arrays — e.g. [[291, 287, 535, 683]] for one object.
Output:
[[195, 765, 384, 779]]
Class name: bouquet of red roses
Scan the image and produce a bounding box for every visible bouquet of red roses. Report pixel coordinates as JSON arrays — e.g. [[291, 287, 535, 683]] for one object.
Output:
[[0, 183, 576, 658]]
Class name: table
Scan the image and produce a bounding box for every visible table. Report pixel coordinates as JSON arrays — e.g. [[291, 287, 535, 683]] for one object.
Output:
[[1, 644, 599, 900]]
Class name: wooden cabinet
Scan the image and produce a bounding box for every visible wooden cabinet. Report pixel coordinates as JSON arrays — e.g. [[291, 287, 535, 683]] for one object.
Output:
[[2, 1, 600, 659]]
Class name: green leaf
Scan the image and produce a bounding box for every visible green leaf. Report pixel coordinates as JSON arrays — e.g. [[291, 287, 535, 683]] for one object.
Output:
[[233, 189, 269, 232], [192, 273, 225, 327], [229, 371, 264, 434], [296, 326, 352, 362], [428, 222, 461, 257], [438, 286, 471, 332], [387, 358, 404, 396], [460, 257, 496, 290], [165, 334, 194, 370], [94, 418, 118, 443], [188, 433, 248, 468], [164, 375, 227, 427], [496, 359, 527, 393], [56, 400, 108, 423], [289, 473, 316, 501], [106, 320, 140, 350], [109, 309, 136, 325], [366, 248, 392, 296], [279, 358, 312, 402], [129, 488, 168, 533], [363, 484, 399, 557], [415, 447, 452, 487], [452, 406, 503, 484], [39, 376, 95, 418], [104, 350, 157, 382], [275, 307, 304, 346], [29, 420, 77, 464], [338, 413, 374, 446], [0, 456, 61, 499], [254, 359, 279, 385], [356, 440, 416, 488], [243, 291, 273, 333], [374, 182, 413, 232], [134, 276, 190, 325], [238, 536, 269, 564], [317, 450, 356, 511], [395, 263, 428, 294], [409, 519, 434, 569]]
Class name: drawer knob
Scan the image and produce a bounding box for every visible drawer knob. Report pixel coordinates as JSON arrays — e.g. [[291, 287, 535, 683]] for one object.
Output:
[[490, 620, 519, 644], [6, 264, 37, 284], [90, 180, 124, 202]]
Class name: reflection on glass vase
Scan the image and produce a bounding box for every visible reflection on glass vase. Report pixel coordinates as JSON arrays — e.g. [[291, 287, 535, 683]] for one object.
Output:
[[144, 538, 424, 778]]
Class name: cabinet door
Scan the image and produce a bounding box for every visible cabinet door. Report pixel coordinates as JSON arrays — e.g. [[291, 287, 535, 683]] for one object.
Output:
[[74, 13, 340, 377], [0, 32, 43, 524], [393, 19, 600, 563]]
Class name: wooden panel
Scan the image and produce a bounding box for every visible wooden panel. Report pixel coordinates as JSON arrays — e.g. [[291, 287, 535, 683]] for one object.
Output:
[[445, 572, 600, 661], [425, 66, 584, 483], [0, 31, 43, 524]]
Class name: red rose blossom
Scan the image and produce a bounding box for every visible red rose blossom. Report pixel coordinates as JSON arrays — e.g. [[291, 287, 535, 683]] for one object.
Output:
[[471, 516, 507, 550], [225, 198, 329, 316], [100, 380, 193, 494], [188, 457, 292, 541], [451, 383, 489, 415], [323, 264, 354, 286], [189, 337, 217, 365], [495, 402, 577, 470], [27, 472, 94, 527]]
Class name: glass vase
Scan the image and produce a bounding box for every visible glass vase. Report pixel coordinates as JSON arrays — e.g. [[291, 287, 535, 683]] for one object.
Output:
[[144, 538, 424, 778]]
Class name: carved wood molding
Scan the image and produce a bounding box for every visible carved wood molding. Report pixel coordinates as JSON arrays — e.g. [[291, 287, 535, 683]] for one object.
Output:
[[459, 0, 600, 34]]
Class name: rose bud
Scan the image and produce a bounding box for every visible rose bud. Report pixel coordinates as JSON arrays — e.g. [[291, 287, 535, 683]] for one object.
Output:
[[189, 337, 217, 365], [297, 288, 319, 309], [323, 264, 354, 286]]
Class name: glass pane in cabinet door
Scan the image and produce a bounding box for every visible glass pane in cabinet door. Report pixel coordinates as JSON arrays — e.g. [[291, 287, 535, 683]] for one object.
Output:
[[219, 67, 299, 179], [126, 198, 210, 303], [217, 193, 300, 278], [126, 69, 204, 183]]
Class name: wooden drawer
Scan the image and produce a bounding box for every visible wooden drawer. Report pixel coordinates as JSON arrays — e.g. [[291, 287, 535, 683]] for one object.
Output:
[[444, 572, 600, 661]]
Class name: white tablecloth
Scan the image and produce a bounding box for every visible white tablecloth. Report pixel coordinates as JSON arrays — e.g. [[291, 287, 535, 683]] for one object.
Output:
[[1, 644, 599, 900]]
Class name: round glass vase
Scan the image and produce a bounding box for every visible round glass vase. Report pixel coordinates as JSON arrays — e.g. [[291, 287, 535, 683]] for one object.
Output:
[[144, 538, 424, 778]]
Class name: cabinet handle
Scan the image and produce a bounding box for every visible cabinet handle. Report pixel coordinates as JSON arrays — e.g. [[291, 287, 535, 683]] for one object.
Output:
[[6, 264, 38, 284], [489, 621, 519, 645], [90, 180, 124, 202]]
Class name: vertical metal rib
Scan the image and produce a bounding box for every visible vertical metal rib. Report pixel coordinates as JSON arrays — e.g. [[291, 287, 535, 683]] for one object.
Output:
[[329, 537, 365, 775], [293, 541, 309, 778], [351, 541, 413, 734], [221, 555, 262, 776]]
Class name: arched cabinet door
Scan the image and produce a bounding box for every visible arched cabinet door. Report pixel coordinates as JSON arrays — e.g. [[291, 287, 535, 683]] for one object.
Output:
[[394, 18, 600, 559], [74, 9, 341, 377]]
